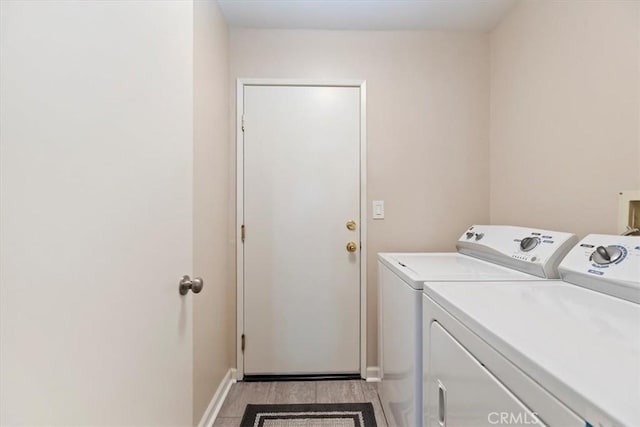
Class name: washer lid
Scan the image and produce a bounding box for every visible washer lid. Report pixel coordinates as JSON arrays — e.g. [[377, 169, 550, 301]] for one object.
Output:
[[424, 281, 640, 427], [378, 252, 536, 290]]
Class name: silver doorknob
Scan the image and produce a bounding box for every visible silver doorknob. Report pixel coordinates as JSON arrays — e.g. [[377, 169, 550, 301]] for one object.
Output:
[[179, 275, 203, 295]]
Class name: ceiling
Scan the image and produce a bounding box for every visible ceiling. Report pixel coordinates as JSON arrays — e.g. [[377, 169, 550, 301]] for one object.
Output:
[[216, 0, 519, 32]]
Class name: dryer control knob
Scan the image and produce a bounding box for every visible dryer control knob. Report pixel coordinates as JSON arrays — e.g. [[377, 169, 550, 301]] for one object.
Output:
[[591, 245, 623, 265], [475, 233, 484, 241], [520, 237, 539, 252], [466, 232, 474, 239]]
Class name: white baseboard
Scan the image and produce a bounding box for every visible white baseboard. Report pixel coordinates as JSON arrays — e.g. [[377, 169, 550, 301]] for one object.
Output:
[[197, 368, 237, 427], [365, 366, 381, 382], [232, 368, 242, 381]]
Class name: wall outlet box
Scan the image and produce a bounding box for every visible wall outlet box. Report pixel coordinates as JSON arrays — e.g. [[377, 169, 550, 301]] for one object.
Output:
[[618, 190, 640, 233]]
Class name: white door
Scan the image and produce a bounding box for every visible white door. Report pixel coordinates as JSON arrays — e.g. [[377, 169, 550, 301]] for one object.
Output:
[[0, 1, 194, 425], [242, 85, 361, 375]]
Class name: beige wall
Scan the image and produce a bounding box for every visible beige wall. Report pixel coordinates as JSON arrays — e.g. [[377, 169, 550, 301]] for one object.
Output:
[[193, 0, 230, 421], [229, 29, 490, 366], [490, 0, 640, 236]]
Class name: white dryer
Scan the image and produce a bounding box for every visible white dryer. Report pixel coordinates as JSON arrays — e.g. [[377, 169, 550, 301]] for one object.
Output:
[[378, 225, 578, 427], [422, 234, 640, 427]]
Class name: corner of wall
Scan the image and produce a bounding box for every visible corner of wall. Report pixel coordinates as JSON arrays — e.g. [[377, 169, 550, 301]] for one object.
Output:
[[193, 0, 232, 423]]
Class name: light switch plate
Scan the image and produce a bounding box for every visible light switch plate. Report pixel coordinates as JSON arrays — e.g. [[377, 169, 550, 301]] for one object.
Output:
[[373, 200, 384, 219]]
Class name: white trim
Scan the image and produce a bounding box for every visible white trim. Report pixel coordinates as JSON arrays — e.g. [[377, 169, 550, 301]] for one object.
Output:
[[236, 79, 367, 380], [236, 79, 245, 379], [231, 368, 242, 381], [197, 368, 237, 427], [359, 82, 367, 379], [365, 366, 381, 382], [239, 78, 365, 88]]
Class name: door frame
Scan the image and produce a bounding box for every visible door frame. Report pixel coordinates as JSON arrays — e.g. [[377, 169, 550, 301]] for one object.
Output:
[[236, 79, 367, 380]]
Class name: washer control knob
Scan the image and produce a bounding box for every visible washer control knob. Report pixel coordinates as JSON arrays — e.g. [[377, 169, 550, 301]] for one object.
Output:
[[591, 245, 623, 265], [475, 233, 484, 241], [520, 237, 539, 252], [466, 232, 474, 239]]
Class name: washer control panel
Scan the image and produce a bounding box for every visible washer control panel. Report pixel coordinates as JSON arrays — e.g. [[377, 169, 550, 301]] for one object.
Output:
[[457, 225, 579, 278], [559, 234, 640, 303], [510, 230, 570, 263]]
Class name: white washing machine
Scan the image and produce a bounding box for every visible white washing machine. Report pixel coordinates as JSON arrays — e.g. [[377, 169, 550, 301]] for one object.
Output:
[[378, 225, 578, 427], [422, 234, 640, 427]]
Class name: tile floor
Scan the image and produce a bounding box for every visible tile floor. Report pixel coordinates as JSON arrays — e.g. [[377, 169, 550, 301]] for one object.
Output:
[[214, 380, 387, 426]]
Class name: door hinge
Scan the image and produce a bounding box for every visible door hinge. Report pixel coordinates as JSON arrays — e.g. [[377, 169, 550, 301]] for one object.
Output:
[[241, 224, 245, 243], [241, 334, 245, 352], [241, 115, 245, 132]]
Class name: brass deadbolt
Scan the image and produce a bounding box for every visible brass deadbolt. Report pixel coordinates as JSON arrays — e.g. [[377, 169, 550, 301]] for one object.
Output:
[[346, 220, 357, 231]]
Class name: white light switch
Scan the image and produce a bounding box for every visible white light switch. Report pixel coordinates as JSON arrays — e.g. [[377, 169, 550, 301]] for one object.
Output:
[[373, 200, 384, 219]]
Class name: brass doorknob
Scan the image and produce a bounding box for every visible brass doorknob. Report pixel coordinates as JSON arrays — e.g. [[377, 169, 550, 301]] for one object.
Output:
[[346, 241, 358, 252]]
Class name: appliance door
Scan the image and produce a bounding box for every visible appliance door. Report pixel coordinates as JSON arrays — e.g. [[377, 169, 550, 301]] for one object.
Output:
[[428, 322, 541, 427]]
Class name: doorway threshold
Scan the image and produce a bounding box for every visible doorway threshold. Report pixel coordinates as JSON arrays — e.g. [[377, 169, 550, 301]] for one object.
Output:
[[243, 373, 361, 382]]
